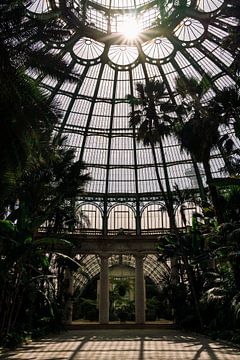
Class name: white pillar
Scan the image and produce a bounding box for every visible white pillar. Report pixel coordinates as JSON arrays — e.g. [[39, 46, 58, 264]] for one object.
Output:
[[64, 267, 73, 324], [135, 254, 145, 324], [99, 255, 109, 324]]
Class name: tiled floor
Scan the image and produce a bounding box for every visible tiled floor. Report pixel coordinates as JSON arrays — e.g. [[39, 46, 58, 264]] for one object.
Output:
[[1, 329, 240, 360]]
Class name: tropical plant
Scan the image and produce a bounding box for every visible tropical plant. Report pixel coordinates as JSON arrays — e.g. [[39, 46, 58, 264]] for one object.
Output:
[[4, 135, 90, 234], [212, 83, 240, 138], [0, 219, 72, 342], [0, 0, 76, 81], [197, 216, 240, 337], [175, 76, 225, 223], [173, 184, 201, 228], [158, 190, 240, 333], [0, 2, 90, 344], [0, 132, 90, 345], [47, 203, 90, 234], [127, 79, 176, 230], [0, 0, 77, 210], [156, 0, 188, 25], [158, 225, 207, 329], [128, 79, 207, 327], [0, 73, 60, 208]]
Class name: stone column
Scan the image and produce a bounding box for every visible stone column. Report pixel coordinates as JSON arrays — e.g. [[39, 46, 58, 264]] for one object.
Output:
[[135, 254, 145, 324], [64, 267, 73, 324], [99, 255, 109, 324]]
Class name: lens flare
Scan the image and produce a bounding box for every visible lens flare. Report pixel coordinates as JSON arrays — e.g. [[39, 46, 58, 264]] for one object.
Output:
[[119, 17, 140, 39]]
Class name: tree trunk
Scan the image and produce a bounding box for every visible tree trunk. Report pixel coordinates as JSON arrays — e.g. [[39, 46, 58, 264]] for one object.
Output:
[[150, 141, 179, 284], [181, 250, 204, 330], [218, 144, 235, 176], [150, 139, 204, 327], [191, 155, 207, 204], [203, 160, 224, 223], [158, 138, 176, 231], [150, 142, 168, 207]]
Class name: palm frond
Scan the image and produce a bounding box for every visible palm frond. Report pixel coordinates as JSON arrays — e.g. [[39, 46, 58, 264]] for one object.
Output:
[[203, 286, 227, 303], [136, 82, 145, 102], [129, 110, 142, 127], [126, 94, 140, 106]]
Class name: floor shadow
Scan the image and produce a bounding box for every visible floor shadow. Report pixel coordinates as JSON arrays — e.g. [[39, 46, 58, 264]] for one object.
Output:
[[2, 329, 240, 360]]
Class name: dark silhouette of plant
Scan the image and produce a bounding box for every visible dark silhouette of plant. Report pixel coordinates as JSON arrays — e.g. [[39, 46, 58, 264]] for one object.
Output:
[[128, 79, 205, 328], [128, 79, 176, 230], [175, 76, 225, 223], [0, 1, 76, 82], [0, 0, 78, 210], [0, 133, 90, 344]]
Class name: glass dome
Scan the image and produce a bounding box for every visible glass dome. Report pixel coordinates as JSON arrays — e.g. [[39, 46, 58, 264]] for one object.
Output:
[[26, 1, 238, 232]]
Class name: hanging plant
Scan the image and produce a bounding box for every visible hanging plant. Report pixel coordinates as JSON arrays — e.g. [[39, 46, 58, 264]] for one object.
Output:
[[112, 278, 131, 298]]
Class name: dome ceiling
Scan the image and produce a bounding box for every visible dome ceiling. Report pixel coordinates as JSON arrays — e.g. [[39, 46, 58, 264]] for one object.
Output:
[[26, 0, 238, 201]]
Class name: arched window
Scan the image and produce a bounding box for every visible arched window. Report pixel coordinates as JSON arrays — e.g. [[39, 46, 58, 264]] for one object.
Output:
[[108, 204, 136, 233], [141, 203, 170, 233], [77, 203, 102, 234]]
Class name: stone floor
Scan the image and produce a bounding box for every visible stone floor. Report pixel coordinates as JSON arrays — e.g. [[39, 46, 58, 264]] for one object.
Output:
[[1, 329, 240, 360]]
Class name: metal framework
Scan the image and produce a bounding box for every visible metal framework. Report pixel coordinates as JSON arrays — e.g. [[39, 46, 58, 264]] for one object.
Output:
[[24, 2, 240, 310], [27, 0, 238, 233]]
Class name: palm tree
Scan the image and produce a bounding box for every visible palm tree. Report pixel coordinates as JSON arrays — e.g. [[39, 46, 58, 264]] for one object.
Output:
[[128, 80, 205, 327], [0, 134, 90, 342], [0, 0, 77, 209], [175, 76, 224, 223], [0, 2, 90, 342], [0, 218, 84, 341], [0, 74, 62, 212], [0, 0, 76, 82], [212, 84, 240, 138], [210, 84, 240, 177], [7, 135, 90, 235], [128, 80, 176, 231]]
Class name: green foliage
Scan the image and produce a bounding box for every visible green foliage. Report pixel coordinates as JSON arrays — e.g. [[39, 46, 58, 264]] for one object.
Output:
[[109, 279, 135, 321], [128, 80, 174, 146], [111, 278, 132, 298], [0, 0, 80, 209], [115, 300, 135, 322], [0, 46, 89, 346], [146, 296, 161, 321], [0, 0, 77, 81], [1, 330, 31, 349], [0, 216, 78, 346], [78, 298, 98, 321], [175, 76, 219, 164], [157, 187, 240, 339], [128, 79, 176, 229]]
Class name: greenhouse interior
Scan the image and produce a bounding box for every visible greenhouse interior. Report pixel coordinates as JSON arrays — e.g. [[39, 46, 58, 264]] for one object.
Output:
[[1, 0, 240, 352]]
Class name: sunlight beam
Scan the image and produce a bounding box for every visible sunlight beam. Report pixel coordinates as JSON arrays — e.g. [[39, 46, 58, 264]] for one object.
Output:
[[118, 17, 140, 39]]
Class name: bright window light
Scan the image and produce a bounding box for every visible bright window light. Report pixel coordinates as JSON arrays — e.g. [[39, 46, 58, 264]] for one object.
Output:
[[118, 16, 140, 39]]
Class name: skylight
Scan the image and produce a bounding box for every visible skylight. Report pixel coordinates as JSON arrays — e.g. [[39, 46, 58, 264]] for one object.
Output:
[[118, 16, 140, 39], [26, 0, 239, 198]]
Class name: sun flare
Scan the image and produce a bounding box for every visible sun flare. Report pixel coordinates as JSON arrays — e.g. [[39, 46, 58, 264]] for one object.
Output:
[[118, 17, 140, 39]]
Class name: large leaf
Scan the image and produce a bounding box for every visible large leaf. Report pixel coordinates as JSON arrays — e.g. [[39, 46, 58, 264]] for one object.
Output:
[[0, 220, 16, 233], [33, 237, 74, 249]]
